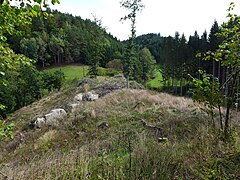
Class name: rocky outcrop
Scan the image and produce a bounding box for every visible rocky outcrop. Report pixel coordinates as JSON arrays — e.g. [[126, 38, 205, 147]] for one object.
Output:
[[68, 91, 99, 113], [34, 117, 46, 128], [92, 75, 144, 97], [82, 91, 99, 101], [34, 108, 67, 128], [76, 76, 144, 98], [77, 78, 96, 90], [74, 93, 83, 102], [32, 76, 144, 128]]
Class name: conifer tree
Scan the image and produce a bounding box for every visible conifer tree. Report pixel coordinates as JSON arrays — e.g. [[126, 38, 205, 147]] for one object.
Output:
[[120, 0, 144, 86], [208, 20, 223, 81]]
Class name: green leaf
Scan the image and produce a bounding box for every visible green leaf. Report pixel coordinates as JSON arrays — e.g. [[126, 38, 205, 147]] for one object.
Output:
[[0, 71, 5, 76], [34, 0, 42, 3], [51, 0, 60, 5], [33, 4, 41, 12], [196, 53, 202, 58], [20, 2, 25, 8], [0, 104, 6, 110], [0, 36, 7, 42]]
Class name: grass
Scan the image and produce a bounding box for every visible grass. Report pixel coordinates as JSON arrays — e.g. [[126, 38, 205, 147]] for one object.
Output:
[[45, 64, 162, 89], [1, 78, 240, 179], [44, 64, 89, 82], [146, 68, 189, 94], [146, 70, 163, 89]]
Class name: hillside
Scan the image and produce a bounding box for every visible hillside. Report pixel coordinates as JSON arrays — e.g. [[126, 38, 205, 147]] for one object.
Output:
[[7, 10, 123, 68], [1, 76, 240, 179]]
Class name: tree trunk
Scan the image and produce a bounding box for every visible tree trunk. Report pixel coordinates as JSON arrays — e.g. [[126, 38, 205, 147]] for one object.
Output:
[[212, 60, 215, 77], [225, 68, 229, 106], [218, 105, 223, 130], [224, 68, 239, 136], [57, 52, 60, 65], [225, 102, 231, 134], [171, 66, 174, 91], [127, 75, 129, 88], [175, 78, 178, 94], [180, 70, 183, 96], [218, 61, 221, 81], [42, 59, 45, 69], [221, 66, 226, 95], [163, 76, 166, 89]]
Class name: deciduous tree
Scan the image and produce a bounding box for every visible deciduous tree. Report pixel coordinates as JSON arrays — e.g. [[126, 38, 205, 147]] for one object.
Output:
[[139, 47, 155, 82], [0, 0, 60, 139]]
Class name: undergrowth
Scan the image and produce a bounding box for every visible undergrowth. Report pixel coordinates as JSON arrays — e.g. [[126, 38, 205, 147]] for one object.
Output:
[[1, 84, 240, 179]]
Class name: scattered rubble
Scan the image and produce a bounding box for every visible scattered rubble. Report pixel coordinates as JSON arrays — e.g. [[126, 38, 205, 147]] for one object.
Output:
[[157, 137, 168, 142], [82, 91, 99, 101], [34, 108, 67, 128], [74, 93, 83, 102], [92, 75, 144, 97]]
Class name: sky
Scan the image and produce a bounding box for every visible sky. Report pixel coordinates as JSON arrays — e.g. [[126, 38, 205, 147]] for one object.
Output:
[[51, 0, 240, 41]]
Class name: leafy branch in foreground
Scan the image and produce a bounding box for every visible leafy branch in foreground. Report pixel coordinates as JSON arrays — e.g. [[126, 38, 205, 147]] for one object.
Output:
[[0, 0, 60, 43], [0, 0, 60, 140], [190, 71, 223, 129], [192, 2, 240, 138]]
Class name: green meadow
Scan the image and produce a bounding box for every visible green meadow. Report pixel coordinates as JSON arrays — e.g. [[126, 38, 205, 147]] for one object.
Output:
[[146, 71, 163, 89], [44, 65, 89, 82], [45, 65, 165, 89]]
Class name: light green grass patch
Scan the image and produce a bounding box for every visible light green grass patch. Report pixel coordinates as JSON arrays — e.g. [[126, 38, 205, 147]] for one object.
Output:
[[44, 65, 89, 82], [146, 71, 163, 89]]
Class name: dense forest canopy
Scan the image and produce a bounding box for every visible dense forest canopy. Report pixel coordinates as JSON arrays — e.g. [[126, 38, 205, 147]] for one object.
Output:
[[7, 10, 123, 68]]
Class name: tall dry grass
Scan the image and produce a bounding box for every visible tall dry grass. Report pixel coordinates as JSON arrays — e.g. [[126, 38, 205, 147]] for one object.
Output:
[[1, 88, 240, 179]]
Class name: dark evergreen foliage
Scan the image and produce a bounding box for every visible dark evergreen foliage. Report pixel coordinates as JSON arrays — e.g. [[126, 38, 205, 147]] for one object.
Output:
[[4, 8, 226, 97], [7, 10, 124, 69], [134, 21, 224, 95]]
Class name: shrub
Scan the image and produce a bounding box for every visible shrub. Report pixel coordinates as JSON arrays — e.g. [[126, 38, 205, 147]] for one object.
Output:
[[15, 65, 43, 107], [0, 120, 14, 140], [52, 70, 65, 90], [106, 59, 123, 71], [42, 70, 65, 92], [98, 67, 122, 77], [0, 64, 43, 116], [97, 67, 106, 76]]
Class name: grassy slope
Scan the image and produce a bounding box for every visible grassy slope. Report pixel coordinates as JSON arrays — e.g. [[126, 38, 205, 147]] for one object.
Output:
[[46, 64, 162, 88], [44, 65, 89, 82], [1, 77, 240, 179], [146, 71, 163, 89]]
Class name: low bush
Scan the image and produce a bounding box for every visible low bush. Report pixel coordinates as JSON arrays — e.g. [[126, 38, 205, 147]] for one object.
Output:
[[42, 70, 65, 91], [0, 67, 65, 117]]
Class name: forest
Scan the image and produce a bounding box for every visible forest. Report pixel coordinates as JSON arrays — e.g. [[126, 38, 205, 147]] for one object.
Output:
[[0, 6, 226, 116]]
